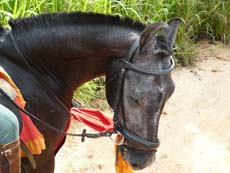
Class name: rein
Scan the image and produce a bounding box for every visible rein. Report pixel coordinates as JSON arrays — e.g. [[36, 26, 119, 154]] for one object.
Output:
[[0, 88, 114, 140], [3, 32, 116, 140], [2, 31, 175, 152]]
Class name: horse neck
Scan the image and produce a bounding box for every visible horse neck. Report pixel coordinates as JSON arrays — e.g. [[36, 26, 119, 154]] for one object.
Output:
[[10, 24, 142, 102]]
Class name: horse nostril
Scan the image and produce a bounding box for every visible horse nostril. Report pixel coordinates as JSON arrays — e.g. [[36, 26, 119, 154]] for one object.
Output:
[[131, 163, 143, 170]]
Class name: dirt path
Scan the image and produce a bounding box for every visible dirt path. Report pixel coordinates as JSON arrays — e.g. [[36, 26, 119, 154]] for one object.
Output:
[[55, 41, 230, 173]]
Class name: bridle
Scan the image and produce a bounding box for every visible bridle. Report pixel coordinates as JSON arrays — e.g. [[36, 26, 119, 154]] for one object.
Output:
[[0, 32, 174, 152], [112, 39, 175, 152]]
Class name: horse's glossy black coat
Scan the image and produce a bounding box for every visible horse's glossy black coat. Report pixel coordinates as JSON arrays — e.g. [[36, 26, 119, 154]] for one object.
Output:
[[0, 12, 182, 172]]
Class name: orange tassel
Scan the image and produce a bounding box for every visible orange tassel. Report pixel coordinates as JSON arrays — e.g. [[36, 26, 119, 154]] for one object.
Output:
[[115, 135, 135, 173], [20, 135, 46, 157]]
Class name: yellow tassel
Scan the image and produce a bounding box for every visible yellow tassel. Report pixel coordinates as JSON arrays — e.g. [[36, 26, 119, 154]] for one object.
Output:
[[115, 135, 135, 173], [20, 134, 46, 157]]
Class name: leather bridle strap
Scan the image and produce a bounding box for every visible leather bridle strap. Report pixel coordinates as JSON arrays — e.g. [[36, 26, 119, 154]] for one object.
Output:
[[122, 57, 175, 76], [121, 39, 175, 76], [112, 41, 140, 132], [120, 128, 160, 151]]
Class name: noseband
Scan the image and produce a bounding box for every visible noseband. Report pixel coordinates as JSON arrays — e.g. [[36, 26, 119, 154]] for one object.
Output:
[[113, 39, 175, 152]]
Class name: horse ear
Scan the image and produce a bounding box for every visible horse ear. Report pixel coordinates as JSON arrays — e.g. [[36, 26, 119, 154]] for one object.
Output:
[[139, 22, 168, 53], [164, 17, 185, 47]]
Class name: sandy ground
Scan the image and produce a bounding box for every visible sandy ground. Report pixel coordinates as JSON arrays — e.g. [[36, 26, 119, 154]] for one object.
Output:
[[55, 41, 230, 173]]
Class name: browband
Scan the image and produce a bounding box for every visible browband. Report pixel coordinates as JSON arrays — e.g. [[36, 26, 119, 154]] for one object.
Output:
[[122, 57, 175, 76]]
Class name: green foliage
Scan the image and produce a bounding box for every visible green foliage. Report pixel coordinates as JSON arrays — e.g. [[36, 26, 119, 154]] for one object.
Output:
[[73, 79, 101, 105], [73, 78, 106, 108], [0, 0, 229, 105]]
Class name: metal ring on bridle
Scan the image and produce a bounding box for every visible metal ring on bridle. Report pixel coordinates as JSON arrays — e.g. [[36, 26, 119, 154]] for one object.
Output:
[[109, 133, 125, 146]]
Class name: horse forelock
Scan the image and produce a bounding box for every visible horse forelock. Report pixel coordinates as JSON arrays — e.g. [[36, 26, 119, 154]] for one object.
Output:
[[0, 25, 5, 34], [155, 35, 173, 55], [9, 12, 146, 34]]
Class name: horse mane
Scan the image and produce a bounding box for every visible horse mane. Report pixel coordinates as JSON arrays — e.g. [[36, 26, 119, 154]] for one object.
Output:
[[9, 12, 146, 34]]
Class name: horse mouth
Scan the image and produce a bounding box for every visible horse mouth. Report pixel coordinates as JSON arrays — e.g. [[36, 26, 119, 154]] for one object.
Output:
[[121, 147, 156, 170]]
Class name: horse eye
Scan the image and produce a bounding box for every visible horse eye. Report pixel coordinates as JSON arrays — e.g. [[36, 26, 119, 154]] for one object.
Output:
[[129, 94, 140, 105], [133, 98, 139, 104], [130, 95, 137, 101]]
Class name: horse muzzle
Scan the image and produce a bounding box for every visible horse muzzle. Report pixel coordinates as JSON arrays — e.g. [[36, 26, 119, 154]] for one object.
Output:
[[120, 145, 157, 170], [117, 128, 160, 170]]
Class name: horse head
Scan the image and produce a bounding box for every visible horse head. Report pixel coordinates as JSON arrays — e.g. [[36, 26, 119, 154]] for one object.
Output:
[[106, 18, 183, 170]]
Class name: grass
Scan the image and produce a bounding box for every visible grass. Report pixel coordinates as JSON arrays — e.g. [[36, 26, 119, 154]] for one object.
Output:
[[73, 78, 106, 108], [0, 0, 229, 105]]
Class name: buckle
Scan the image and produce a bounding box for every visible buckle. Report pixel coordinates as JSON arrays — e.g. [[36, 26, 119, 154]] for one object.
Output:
[[0, 149, 13, 157]]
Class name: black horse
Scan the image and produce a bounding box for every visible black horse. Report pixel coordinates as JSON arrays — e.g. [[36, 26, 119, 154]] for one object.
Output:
[[0, 12, 182, 172]]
